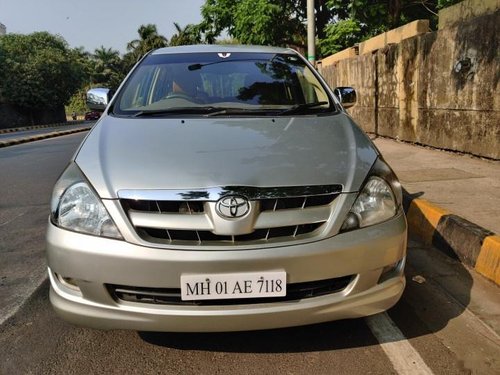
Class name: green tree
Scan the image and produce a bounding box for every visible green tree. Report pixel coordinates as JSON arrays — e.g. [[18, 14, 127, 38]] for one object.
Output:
[[65, 86, 90, 117], [198, 0, 335, 48], [319, 0, 463, 56], [169, 22, 203, 46], [125, 24, 168, 64], [197, 0, 463, 57], [72, 46, 94, 80], [232, 0, 304, 46], [65, 47, 93, 117], [318, 18, 363, 56], [327, 0, 434, 31], [0, 32, 86, 117], [66, 46, 125, 117], [92, 46, 124, 90], [437, 0, 462, 9]]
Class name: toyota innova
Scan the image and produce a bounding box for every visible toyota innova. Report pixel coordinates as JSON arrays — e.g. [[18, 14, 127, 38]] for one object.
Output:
[[47, 45, 407, 332]]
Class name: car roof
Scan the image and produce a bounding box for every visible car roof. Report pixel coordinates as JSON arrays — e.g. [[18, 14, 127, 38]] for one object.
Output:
[[150, 44, 297, 56]]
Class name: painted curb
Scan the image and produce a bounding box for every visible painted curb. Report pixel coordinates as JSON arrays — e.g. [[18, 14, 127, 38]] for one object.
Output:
[[0, 121, 87, 134], [404, 194, 499, 286], [0, 127, 91, 148]]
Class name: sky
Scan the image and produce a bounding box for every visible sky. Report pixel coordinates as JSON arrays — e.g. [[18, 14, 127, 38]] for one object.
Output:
[[0, 0, 207, 53]]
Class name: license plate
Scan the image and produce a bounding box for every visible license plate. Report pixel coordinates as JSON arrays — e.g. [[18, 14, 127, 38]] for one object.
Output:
[[181, 271, 287, 301]]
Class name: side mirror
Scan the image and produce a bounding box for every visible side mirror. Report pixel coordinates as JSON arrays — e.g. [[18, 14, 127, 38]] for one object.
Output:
[[86, 88, 111, 111], [334, 87, 356, 109]]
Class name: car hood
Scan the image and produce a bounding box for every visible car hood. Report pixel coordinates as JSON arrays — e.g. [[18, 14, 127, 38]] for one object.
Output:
[[75, 114, 378, 199]]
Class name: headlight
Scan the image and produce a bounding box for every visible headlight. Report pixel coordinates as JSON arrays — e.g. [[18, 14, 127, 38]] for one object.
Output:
[[50, 163, 122, 239], [341, 157, 402, 232]]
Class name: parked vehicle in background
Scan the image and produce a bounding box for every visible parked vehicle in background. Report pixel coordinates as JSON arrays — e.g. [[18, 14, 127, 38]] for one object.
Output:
[[84, 111, 101, 121], [47, 45, 407, 332]]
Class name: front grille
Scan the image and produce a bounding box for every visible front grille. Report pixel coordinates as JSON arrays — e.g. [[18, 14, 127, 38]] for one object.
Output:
[[108, 275, 354, 306], [123, 195, 336, 214], [260, 195, 336, 211], [137, 223, 325, 244], [120, 185, 341, 246], [125, 200, 205, 214]]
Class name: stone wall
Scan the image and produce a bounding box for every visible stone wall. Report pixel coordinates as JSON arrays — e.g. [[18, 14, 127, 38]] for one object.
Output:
[[320, 9, 500, 159]]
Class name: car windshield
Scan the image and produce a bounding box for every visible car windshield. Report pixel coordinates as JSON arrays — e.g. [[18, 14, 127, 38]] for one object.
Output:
[[112, 52, 334, 117]]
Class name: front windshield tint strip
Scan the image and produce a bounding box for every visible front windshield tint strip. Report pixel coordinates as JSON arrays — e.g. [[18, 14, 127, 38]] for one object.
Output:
[[112, 52, 335, 117]]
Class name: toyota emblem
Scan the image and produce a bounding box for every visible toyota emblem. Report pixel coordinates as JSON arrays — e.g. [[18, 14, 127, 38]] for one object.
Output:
[[216, 196, 250, 218]]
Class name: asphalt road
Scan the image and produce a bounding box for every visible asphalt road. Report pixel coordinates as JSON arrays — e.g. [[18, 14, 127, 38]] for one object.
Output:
[[0, 132, 87, 324], [0, 133, 499, 374]]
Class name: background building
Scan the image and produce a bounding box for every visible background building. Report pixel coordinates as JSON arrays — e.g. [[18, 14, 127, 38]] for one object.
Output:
[[0, 23, 6, 35]]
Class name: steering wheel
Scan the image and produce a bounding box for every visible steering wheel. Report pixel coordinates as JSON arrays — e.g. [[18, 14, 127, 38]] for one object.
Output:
[[165, 93, 193, 100], [164, 92, 208, 104]]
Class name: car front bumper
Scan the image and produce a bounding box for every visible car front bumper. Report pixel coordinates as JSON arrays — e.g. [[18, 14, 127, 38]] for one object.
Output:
[[46, 212, 407, 332]]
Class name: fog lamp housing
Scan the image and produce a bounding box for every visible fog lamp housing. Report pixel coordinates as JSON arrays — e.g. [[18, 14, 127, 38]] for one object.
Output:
[[55, 272, 82, 294], [378, 258, 406, 284]]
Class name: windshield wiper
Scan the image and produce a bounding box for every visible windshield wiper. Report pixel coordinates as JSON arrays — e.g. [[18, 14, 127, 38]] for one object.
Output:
[[132, 107, 221, 117], [188, 58, 268, 71], [206, 108, 282, 117], [278, 101, 329, 115], [132, 106, 293, 118]]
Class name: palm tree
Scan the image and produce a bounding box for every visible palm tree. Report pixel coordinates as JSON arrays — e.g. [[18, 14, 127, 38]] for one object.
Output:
[[93, 46, 123, 89], [126, 24, 168, 61], [94, 46, 120, 66], [169, 22, 202, 46]]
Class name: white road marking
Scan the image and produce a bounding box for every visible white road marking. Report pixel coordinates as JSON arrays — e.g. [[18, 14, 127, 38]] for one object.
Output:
[[366, 312, 434, 375]]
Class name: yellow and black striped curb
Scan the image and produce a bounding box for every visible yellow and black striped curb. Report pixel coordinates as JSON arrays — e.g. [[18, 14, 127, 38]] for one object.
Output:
[[0, 121, 87, 134], [404, 195, 499, 285], [0, 127, 91, 148]]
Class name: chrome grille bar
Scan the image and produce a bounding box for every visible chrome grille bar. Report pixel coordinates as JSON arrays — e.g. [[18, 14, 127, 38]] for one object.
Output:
[[155, 200, 172, 242], [129, 205, 330, 232], [254, 206, 330, 229], [129, 211, 214, 231], [118, 184, 342, 201]]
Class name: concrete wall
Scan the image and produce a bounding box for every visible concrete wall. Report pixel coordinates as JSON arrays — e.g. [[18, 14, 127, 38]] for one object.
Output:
[[321, 9, 500, 160], [319, 47, 358, 65], [322, 53, 377, 133], [358, 20, 429, 55], [438, 0, 500, 29], [0, 104, 67, 130]]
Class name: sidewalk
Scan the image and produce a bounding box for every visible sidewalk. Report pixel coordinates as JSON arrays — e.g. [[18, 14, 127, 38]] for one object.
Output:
[[374, 137, 500, 285]]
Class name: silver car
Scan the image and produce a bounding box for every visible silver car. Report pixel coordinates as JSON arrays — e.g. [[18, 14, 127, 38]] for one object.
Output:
[[47, 45, 407, 332]]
